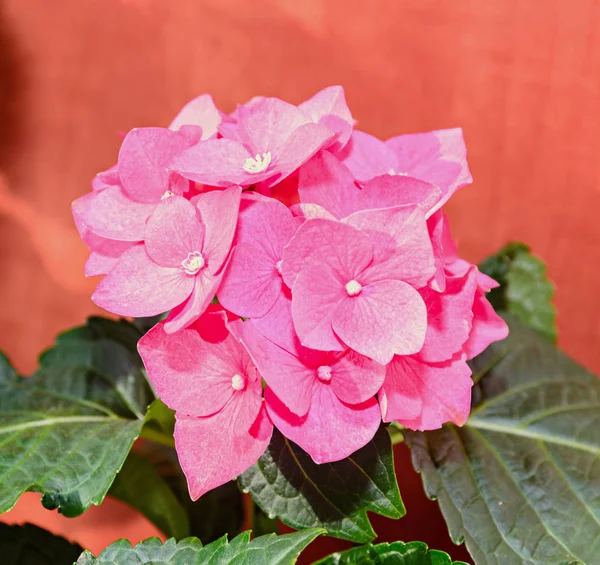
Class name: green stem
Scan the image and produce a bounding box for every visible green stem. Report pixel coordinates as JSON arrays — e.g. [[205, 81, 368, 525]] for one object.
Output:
[[139, 426, 176, 449]]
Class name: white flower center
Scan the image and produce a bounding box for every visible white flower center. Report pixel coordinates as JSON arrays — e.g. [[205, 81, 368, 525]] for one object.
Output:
[[161, 190, 175, 200], [345, 280, 362, 296], [181, 251, 205, 275], [231, 374, 246, 391], [317, 365, 332, 383], [243, 152, 272, 174]]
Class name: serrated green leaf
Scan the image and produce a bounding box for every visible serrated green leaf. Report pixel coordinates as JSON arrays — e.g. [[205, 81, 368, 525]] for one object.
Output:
[[0, 523, 82, 565], [76, 528, 324, 564], [238, 425, 404, 544], [405, 316, 598, 565], [479, 242, 556, 341], [314, 540, 468, 564], [108, 451, 189, 540], [0, 318, 153, 517]]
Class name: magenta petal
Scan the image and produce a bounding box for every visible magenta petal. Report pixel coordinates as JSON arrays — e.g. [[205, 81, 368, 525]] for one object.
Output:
[[333, 279, 427, 364], [169, 94, 222, 139], [92, 245, 194, 317], [418, 267, 478, 363], [331, 350, 386, 405], [83, 186, 155, 242], [218, 195, 294, 318], [118, 128, 194, 203], [233, 320, 315, 416], [344, 205, 434, 288], [265, 384, 380, 464], [463, 290, 509, 359], [338, 130, 398, 183], [195, 186, 241, 274], [380, 355, 473, 430], [175, 399, 272, 500], [144, 196, 205, 268]]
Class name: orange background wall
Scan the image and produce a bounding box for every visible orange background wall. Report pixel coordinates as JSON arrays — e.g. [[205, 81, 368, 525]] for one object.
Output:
[[0, 0, 598, 562]]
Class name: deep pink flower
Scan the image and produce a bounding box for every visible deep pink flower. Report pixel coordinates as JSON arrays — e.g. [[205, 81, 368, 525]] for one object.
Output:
[[171, 98, 335, 188], [93, 187, 240, 332], [138, 312, 272, 500]]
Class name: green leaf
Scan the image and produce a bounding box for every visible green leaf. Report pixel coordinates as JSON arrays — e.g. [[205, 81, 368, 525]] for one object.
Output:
[[313, 540, 468, 564], [405, 316, 597, 565], [0, 317, 153, 517], [76, 528, 324, 564], [238, 425, 405, 544], [479, 242, 556, 341], [108, 451, 190, 540], [0, 523, 82, 565]]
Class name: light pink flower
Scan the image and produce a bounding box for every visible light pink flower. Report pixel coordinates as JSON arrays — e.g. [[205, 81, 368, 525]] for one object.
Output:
[[168, 93, 222, 139], [280, 209, 434, 364], [93, 188, 240, 332], [171, 98, 335, 189], [138, 312, 272, 500]]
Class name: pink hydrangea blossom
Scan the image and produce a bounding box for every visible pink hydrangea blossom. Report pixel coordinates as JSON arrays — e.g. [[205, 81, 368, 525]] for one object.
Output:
[[138, 311, 272, 500]]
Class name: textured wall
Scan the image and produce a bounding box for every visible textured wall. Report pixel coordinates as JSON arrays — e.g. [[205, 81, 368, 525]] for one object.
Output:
[[0, 0, 598, 562]]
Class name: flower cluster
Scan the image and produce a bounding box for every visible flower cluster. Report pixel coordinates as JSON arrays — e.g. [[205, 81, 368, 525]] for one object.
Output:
[[73, 87, 508, 499]]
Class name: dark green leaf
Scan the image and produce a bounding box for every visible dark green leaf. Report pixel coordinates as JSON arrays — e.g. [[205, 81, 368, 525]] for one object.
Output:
[[479, 243, 556, 341], [108, 451, 189, 539], [76, 528, 324, 564], [0, 317, 152, 517], [238, 425, 404, 544], [405, 316, 597, 565], [0, 523, 82, 565], [314, 540, 468, 564]]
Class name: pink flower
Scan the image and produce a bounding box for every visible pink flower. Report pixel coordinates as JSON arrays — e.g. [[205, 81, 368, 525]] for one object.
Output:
[[218, 194, 299, 319], [280, 207, 435, 364], [168, 93, 222, 139], [92, 187, 240, 333], [138, 312, 272, 500], [233, 311, 383, 463], [171, 98, 335, 189]]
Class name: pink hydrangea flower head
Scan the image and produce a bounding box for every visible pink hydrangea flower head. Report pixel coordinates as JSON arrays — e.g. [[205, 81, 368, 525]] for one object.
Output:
[[171, 97, 336, 189], [218, 193, 299, 318], [92, 187, 241, 332], [280, 209, 434, 364], [138, 311, 272, 500]]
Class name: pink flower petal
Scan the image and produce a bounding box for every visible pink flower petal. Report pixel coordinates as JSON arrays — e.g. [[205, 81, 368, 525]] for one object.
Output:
[[92, 165, 120, 191], [175, 399, 272, 500], [82, 185, 155, 242], [344, 205, 435, 288], [218, 195, 295, 318], [338, 130, 398, 183], [463, 290, 509, 359], [265, 384, 380, 464], [251, 287, 298, 355], [118, 127, 194, 203], [380, 355, 473, 430], [290, 203, 337, 221], [195, 186, 241, 274], [418, 267, 479, 363], [92, 245, 194, 317], [169, 94, 222, 139], [332, 279, 427, 364], [330, 350, 386, 405], [144, 196, 205, 268]]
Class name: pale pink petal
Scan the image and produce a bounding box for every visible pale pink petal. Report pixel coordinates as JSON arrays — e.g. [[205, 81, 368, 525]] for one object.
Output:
[[344, 205, 434, 288], [265, 384, 380, 464], [418, 267, 479, 363], [169, 94, 222, 139], [144, 196, 205, 268], [92, 165, 120, 191], [82, 186, 155, 242], [85, 239, 135, 276], [252, 287, 299, 355], [427, 211, 449, 292], [290, 202, 337, 221], [218, 195, 295, 318], [298, 151, 359, 219], [233, 320, 315, 416], [175, 398, 272, 500], [92, 245, 194, 317], [118, 128, 194, 203], [281, 218, 373, 289], [195, 186, 241, 274], [463, 290, 509, 359], [332, 279, 427, 364], [338, 130, 398, 183], [330, 350, 386, 405], [380, 355, 473, 430]]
